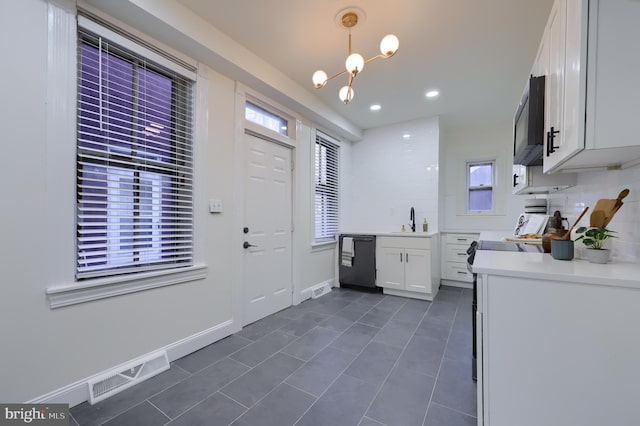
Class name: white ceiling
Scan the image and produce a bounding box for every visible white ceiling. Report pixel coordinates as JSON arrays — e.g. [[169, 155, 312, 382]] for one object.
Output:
[[176, 0, 553, 131]]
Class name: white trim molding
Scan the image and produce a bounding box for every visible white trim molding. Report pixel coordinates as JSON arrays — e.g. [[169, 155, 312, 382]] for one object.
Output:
[[44, 1, 211, 308], [27, 318, 235, 407], [46, 265, 208, 308]]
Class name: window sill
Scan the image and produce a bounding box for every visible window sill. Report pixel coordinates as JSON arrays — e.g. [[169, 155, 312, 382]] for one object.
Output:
[[462, 212, 500, 216], [46, 264, 208, 309], [311, 240, 337, 252]]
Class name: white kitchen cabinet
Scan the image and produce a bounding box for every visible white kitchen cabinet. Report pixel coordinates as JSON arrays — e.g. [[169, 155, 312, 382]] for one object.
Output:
[[477, 272, 640, 426], [473, 249, 640, 426], [440, 233, 478, 285], [376, 236, 439, 300], [531, 17, 550, 77], [542, 0, 640, 173]]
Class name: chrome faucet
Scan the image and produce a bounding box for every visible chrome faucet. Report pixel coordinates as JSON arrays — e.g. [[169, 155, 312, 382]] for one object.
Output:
[[409, 207, 416, 232]]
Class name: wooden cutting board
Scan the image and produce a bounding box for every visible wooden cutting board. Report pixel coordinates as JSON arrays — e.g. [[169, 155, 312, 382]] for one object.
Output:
[[590, 189, 629, 227]]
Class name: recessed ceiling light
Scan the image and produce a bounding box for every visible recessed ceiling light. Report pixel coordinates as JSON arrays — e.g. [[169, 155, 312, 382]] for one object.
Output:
[[425, 90, 440, 98], [402, 133, 412, 140], [370, 104, 382, 111]]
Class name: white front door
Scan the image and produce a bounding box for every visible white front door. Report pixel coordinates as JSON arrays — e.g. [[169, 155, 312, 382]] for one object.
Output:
[[242, 132, 293, 325]]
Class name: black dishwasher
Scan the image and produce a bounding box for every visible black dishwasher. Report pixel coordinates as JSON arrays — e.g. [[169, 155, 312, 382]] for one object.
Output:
[[338, 234, 379, 292]]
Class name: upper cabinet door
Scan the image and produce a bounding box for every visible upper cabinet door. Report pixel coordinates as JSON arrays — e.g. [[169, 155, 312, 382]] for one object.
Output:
[[532, 23, 550, 77], [542, 0, 640, 172], [543, 0, 572, 173]]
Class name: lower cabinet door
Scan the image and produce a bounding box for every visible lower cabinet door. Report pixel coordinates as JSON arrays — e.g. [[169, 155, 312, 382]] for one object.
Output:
[[404, 248, 431, 293], [376, 247, 404, 290]]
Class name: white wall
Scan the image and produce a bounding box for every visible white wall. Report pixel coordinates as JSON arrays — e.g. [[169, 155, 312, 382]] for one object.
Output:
[[440, 120, 526, 232], [342, 117, 440, 233], [440, 118, 640, 263], [548, 166, 640, 262], [0, 0, 341, 404], [292, 123, 343, 302]]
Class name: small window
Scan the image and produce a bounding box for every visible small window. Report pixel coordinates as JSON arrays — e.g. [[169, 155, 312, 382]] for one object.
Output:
[[314, 132, 339, 242], [467, 161, 494, 212], [245, 101, 289, 136]]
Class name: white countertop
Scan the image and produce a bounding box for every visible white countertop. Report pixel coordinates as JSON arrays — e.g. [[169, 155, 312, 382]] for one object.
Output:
[[375, 232, 437, 238], [342, 232, 437, 238], [473, 250, 640, 290]]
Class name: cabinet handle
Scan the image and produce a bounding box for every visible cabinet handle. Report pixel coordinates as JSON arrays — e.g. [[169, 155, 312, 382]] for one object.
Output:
[[456, 238, 467, 241], [400, 253, 403, 262], [547, 126, 560, 156], [457, 271, 467, 275], [457, 252, 466, 256], [513, 173, 519, 187], [406, 253, 409, 262]]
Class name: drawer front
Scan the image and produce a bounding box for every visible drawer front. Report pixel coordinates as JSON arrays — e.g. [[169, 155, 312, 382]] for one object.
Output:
[[446, 245, 470, 262], [445, 263, 473, 282], [377, 236, 432, 250], [444, 233, 478, 245]]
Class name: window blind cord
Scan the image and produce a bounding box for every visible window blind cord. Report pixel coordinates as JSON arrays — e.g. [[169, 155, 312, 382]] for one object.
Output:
[[98, 36, 103, 132]]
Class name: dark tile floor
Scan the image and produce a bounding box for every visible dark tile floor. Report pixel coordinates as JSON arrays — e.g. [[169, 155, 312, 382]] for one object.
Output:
[[70, 286, 476, 426]]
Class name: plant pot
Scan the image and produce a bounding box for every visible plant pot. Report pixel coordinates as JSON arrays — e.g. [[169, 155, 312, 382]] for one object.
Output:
[[551, 239, 574, 260], [585, 248, 611, 264]]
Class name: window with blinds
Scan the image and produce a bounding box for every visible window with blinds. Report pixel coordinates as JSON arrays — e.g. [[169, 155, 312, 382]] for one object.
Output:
[[76, 19, 195, 280], [467, 160, 494, 212], [314, 133, 339, 242]]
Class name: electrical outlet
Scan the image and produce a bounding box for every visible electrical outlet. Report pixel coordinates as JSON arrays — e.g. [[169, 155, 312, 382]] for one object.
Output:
[[209, 199, 223, 213]]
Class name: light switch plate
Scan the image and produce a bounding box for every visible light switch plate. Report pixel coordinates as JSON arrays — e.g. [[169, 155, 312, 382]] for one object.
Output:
[[209, 199, 223, 213]]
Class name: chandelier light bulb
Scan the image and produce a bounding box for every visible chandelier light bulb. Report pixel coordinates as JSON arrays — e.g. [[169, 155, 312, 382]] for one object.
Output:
[[339, 86, 354, 104], [345, 53, 365, 75], [312, 70, 328, 88], [380, 34, 399, 57]]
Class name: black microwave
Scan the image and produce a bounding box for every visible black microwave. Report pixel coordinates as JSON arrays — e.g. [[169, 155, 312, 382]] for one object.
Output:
[[513, 75, 545, 166]]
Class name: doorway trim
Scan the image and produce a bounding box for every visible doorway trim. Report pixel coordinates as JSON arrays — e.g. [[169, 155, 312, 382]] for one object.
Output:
[[232, 83, 300, 329]]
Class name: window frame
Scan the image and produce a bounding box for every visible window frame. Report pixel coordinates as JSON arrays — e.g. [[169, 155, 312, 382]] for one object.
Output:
[[313, 131, 340, 244], [466, 159, 495, 214], [44, 5, 208, 308], [75, 23, 195, 280]]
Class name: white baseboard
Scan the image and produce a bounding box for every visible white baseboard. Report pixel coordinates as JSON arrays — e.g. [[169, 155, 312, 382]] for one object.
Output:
[[382, 288, 435, 301], [299, 278, 334, 302], [27, 319, 237, 407]]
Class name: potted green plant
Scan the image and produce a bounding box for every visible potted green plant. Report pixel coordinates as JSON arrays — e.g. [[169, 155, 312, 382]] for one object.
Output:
[[574, 226, 617, 263]]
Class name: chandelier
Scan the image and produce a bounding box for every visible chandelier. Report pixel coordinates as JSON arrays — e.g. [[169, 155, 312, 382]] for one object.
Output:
[[312, 11, 399, 104]]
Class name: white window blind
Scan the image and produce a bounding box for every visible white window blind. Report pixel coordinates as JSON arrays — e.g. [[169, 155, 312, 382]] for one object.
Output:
[[314, 132, 339, 242], [76, 18, 196, 279]]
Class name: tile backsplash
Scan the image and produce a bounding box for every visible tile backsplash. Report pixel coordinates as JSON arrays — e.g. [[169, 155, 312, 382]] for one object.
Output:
[[341, 116, 440, 233], [548, 165, 640, 262]]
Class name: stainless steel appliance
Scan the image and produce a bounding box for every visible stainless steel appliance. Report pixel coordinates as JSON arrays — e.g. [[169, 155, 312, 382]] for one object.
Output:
[[513, 75, 545, 166]]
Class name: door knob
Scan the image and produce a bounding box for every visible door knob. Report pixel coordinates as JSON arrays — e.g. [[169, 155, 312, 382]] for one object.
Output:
[[243, 241, 257, 249], [243, 227, 249, 234]]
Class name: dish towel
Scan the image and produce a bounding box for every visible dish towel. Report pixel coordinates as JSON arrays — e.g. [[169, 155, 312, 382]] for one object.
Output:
[[341, 237, 354, 267]]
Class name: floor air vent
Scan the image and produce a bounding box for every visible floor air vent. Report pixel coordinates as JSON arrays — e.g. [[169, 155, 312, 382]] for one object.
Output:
[[311, 282, 332, 299], [87, 350, 169, 404]]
